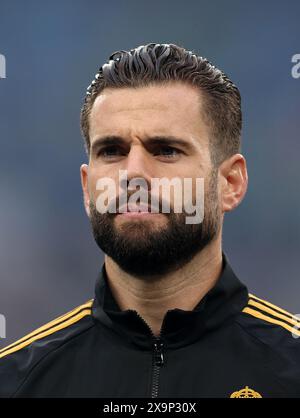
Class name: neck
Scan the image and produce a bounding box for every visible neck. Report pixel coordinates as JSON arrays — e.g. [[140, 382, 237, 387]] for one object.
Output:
[[104, 237, 223, 337]]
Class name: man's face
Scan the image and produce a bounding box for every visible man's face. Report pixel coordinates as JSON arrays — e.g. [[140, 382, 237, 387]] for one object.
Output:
[[81, 82, 222, 277]]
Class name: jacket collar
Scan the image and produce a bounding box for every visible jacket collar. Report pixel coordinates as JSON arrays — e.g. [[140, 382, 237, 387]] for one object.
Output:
[[91, 252, 249, 349]]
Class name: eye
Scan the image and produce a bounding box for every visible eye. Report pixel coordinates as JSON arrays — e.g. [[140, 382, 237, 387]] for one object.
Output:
[[97, 146, 125, 159], [155, 146, 182, 159]]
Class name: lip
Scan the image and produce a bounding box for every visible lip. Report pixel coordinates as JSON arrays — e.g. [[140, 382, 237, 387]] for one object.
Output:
[[117, 204, 153, 213], [116, 211, 159, 217], [116, 205, 162, 218]]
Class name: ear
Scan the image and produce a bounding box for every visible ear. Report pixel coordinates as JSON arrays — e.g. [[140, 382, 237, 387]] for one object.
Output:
[[219, 154, 248, 213], [80, 164, 91, 217]]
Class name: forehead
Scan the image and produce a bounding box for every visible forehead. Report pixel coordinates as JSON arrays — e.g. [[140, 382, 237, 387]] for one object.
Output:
[[89, 82, 209, 147]]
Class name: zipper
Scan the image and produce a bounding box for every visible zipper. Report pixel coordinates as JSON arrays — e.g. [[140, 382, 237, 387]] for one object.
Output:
[[151, 335, 164, 398], [128, 309, 166, 398]]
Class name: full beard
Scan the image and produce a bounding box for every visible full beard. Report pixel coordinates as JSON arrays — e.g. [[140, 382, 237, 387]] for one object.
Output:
[[88, 171, 221, 278]]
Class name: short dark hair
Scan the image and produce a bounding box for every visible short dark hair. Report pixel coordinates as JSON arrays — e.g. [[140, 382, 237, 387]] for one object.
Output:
[[80, 43, 242, 166]]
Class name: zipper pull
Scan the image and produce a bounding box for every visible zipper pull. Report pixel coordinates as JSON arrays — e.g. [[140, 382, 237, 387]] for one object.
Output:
[[153, 339, 164, 367]]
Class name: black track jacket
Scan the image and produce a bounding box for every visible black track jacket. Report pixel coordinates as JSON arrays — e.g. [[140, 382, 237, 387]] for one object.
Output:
[[1, 252, 300, 398]]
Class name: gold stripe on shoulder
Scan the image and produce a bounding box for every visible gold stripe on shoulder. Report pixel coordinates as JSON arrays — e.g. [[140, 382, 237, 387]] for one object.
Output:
[[0, 299, 93, 356], [242, 306, 300, 337], [249, 293, 298, 319], [247, 299, 300, 327], [0, 307, 92, 359]]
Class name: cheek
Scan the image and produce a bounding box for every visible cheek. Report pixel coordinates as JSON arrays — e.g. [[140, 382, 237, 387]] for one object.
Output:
[[88, 166, 115, 196]]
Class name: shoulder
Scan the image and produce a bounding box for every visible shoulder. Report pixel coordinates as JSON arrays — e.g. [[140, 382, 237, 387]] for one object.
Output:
[[236, 292, 300, 357], [0, 299, 94, 397]]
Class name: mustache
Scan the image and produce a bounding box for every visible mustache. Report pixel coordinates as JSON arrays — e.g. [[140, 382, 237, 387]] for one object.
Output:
[[105, 193, 173, 214]]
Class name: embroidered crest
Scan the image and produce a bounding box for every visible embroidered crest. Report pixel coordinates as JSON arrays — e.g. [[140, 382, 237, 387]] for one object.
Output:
[[230, 386, 262, 398]]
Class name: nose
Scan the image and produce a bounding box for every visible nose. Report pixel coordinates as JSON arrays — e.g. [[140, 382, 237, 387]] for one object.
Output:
[[123, 144, 152, 188]]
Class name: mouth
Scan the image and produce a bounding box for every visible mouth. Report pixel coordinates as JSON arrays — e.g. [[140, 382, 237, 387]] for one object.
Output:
[[117, 204, 153, 213], [116, 204, 162, 218]]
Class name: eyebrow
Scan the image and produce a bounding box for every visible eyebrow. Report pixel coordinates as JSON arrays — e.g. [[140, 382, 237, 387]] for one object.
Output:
[[90, 135, 197, 155]]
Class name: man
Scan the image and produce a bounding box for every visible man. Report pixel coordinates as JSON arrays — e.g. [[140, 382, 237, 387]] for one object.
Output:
[[0, 43, 300, 398]]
